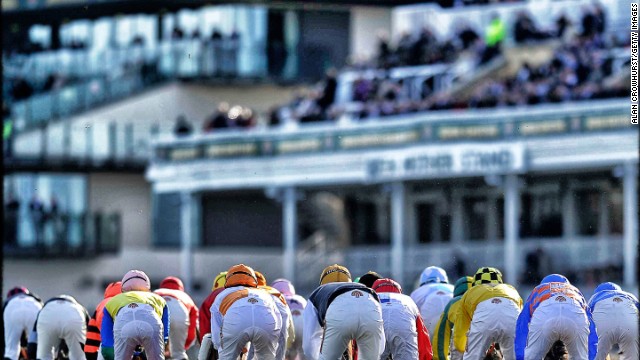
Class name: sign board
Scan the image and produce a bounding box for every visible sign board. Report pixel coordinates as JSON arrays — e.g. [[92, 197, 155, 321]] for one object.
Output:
[[366, 144, 526, 181]]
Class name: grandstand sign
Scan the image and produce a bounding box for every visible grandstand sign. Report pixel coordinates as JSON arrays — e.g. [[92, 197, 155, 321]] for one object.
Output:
[[153, 102, 632, 163], [366, 144, 525, 181]]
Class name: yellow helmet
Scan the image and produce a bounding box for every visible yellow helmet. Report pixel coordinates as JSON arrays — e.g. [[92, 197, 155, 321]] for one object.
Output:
[[473, 267, 503, 286], [319, 264, 352, 285], [212, 271, 227, 291], [225, 264, 258, 288]]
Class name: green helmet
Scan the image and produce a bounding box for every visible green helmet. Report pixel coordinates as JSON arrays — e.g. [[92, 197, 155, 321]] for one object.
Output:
[[453, 276, 473, 297]]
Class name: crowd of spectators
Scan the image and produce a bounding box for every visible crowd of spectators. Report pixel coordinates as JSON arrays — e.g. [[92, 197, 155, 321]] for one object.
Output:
[[513, 3, 606, 44], [268, 68, 338, 127], [267, 3, 627, 125], [371, 18, 499, 70], [4, 192, 64, 248], [463, 29, 628, 109], [173, 102, 258, 136], [436, 0, 524, 8]]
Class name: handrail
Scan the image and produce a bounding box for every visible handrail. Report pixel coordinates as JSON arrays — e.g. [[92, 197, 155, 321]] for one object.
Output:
[[3, 211, 121, 258]]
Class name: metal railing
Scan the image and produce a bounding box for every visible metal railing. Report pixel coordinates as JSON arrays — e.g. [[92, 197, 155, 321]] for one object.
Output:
[[4, 40, 294, 131], [393, 0, 630, 44], [151, 99, 634, 163], [3, 211, 121, 258], [10, 71, 150, 131], [345, 236, 624, 289]]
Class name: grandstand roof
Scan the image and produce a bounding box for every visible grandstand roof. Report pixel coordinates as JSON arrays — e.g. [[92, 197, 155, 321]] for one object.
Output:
[[2, 0, 429, 23]]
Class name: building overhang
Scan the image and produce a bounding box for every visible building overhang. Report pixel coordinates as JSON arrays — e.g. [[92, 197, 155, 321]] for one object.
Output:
[[147, 100, 639, 193]]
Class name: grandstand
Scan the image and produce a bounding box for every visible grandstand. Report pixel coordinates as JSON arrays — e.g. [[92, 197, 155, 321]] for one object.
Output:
[[2, 0, 637, 314]]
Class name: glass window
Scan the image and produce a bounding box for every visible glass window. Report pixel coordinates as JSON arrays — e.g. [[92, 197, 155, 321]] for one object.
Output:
[[496, 197, 504, 240], [345, 196, 389, 245], [463, 196, 486, 241], [520, 190, 563, 238], [607, 185, 623, 235], [29, 25, 51, 49], [152, 192, 182, 247], [92, 18, 112, 50], [4, 173, 87, 248], [575, 189, 600, 236], [416, 203, 434, 244], [416, 201, 451, 243]]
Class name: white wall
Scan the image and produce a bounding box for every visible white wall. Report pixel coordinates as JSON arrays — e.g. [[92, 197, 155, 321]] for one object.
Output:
[[88, 173, 152, 249], [349, 6, 392, 62], [13, 82, 296, 159]]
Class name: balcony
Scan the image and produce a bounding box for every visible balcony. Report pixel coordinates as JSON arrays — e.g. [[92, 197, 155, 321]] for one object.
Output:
[[3, 211, 121, 258]]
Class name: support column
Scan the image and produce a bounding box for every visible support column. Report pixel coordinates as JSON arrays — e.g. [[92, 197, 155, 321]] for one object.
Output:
[[180, 191, 194, 293], [562, 181, 575, 240], [283, 187, 297, 284], [51, 22, 61, 50], [623, 162, 638, 290], [391, 181, 405, 286], [504, 174, 520, 286], [598, 190, 610, 237], [451, 190, 464, 245], [487, 195, 498, 241]]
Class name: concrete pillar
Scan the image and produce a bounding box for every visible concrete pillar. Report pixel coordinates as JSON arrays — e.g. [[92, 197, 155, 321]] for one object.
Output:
[[180, 191, 194, 293], [283, 187, 297, 284], [487, 195, 498, 241], [562, 181, 575, 240], [51, 22, 61, 50], [623, 162, 638, 290], [504, 174, 520, 286], [391, 181, 405, 286], [598, 190, 610, 237], [451, 190, 463, 245]]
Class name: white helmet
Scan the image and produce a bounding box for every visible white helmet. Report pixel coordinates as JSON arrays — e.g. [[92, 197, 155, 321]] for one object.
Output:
[[419, 266, 448, 286]]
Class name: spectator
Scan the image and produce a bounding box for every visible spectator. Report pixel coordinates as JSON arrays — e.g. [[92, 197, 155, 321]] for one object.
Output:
[[513, 11, 552, 43], [377, 30, 392, 69], [555, 13, 571, 39], [29, 194, 45, 247], [581, 4, 605, 38], [48, 195, 65, 249], [173, 115, 193, 136], [593, 2, 607, 34], [481, 13, 506, 63], [235, 107, 255, 128], [206, 29, 224, 76], [4, 193, 20, 246], [317, 68, 338, 113], [11, 77, 34, 101], [455, 22, 480, 50], [171, 26, 185, 40], [224, 30, 241, 77], [203, 102, 231, 132]]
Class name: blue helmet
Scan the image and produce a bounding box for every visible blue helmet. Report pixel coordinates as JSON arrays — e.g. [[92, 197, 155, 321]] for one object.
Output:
[[419, 266, 449, 286], [540, 274, 569, 284], [594, 282, 621, 294]]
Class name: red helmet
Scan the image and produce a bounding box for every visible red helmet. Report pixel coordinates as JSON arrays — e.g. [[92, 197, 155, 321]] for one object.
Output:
[[104, 282, 122, 298], [7, 286, 29, 298], [372, 278, 402, 294], [160, 276, 184, 291]]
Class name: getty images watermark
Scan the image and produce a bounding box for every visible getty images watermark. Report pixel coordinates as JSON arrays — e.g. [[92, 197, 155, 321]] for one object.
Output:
[[632, 2, 638, 124]]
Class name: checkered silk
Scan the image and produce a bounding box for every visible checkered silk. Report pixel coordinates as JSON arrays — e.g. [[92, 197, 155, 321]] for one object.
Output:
[[473, 267, 503, 286]]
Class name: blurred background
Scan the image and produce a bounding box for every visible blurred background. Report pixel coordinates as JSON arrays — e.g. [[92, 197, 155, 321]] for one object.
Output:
[[2, 0, 638, 310]]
